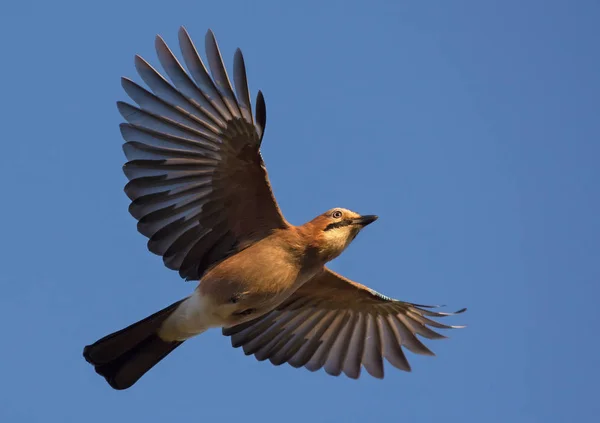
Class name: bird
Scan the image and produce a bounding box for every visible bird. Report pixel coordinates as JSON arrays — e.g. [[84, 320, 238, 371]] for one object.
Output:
[[83, 27, 466, 390]]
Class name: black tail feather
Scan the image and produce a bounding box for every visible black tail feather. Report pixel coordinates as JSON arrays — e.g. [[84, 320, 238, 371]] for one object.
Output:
[[83, 299, 185, 390]]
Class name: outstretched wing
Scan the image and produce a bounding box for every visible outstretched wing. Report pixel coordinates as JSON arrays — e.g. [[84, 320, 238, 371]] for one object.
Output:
[[119, 27, 289, 281], [223, 268, 466, 378]]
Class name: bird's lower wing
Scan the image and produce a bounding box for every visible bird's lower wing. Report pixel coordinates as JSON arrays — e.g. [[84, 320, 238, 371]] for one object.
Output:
[[223, 268, 466, 379]]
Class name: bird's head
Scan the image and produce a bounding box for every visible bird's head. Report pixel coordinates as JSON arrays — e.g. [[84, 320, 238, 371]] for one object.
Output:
[[307, 208, 378, 262]]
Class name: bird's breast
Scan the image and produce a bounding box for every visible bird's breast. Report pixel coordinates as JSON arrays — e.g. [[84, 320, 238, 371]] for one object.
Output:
[[197, 238, 323, 326]]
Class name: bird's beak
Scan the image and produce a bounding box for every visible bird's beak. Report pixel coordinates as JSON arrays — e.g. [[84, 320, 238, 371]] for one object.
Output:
[[353, 215, 378, 227]]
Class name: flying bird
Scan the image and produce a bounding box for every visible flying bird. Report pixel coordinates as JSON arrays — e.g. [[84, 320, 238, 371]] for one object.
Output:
[[83, 27, 466, 390]]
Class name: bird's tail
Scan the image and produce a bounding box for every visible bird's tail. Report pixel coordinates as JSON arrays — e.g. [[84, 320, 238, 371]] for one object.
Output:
[[83, 299, 186, 390]]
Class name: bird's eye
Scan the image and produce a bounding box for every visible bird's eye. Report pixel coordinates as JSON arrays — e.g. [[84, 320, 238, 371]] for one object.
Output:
[[332, 210, 343, 219]]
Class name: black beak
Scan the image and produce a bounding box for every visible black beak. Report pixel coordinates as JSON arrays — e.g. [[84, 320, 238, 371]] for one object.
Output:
[[353, 215, 378, 227]]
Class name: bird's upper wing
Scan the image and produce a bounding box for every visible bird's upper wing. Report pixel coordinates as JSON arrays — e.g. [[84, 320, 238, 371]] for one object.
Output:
[[119, 27, 289, 280], [223, 268, 466, 378]]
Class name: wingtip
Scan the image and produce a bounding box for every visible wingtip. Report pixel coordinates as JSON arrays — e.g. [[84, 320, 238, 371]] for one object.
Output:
[[178, 26, 190, 41], [116, 99, 129, 109], [444, 307, 467, 317], [118, 122, 130, 137], [205, 28, 217, 44], [255, 90, 267, 139], [120, 77, 141, 97], [412, 303, 467, 317], [133, 54, 144, 65], [422, 348, 436, 357], [412, 303, 446, 309], [233, 48, 246, 71], [343, 370, 361, 380], [154, 34, 167, 49]]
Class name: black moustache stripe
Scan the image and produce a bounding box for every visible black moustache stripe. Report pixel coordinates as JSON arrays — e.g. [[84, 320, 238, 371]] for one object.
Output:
[[324, 219, 353, 231]]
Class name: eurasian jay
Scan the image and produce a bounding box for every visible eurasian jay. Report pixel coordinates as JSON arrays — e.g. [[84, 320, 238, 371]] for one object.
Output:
[[83, 27, 465, 390]]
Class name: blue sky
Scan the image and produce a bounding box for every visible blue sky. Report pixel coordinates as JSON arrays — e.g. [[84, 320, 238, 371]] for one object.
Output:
[[1, 0, 598, 421]]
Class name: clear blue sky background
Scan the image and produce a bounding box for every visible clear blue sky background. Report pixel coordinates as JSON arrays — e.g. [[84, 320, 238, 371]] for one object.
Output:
[[1, 1, 598, 422]]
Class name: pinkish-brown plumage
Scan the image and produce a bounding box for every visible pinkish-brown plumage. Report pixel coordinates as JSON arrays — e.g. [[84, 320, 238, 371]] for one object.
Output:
[[83, 28, 466, 390]]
